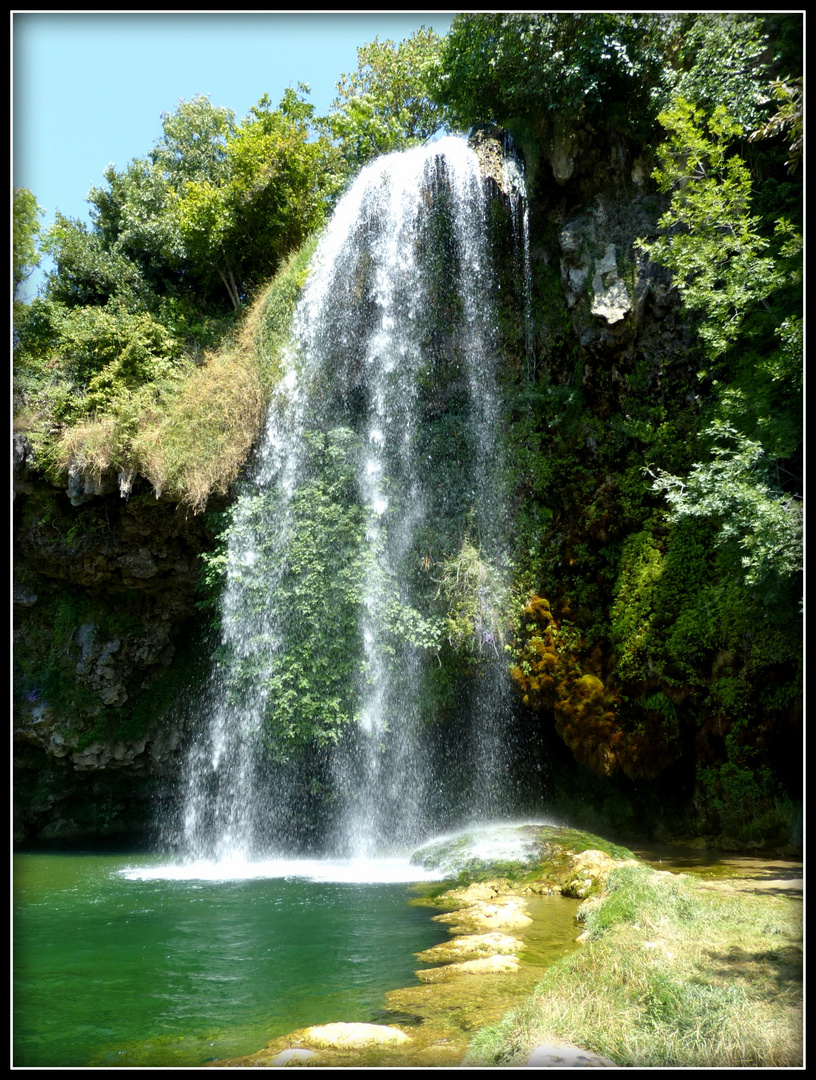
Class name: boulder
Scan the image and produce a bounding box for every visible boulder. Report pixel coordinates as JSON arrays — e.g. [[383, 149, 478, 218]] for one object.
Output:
[[525, 1043, 617, 1067]]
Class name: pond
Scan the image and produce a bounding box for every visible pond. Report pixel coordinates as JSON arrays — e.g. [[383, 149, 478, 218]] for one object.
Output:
[[13, 850, 455, 1068]]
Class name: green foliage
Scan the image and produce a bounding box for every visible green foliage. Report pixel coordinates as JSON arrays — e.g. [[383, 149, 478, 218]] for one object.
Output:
[[13, 188, 43, 301], [51, 301, 183, 404], [749, 77, 803, 173], [172, 88, 333, 308], [648, 424, 802, 590], [327, 29, 444, 176], [16, 223, 316, 511], [87, 95, 236, 296], [430, 13, 667, 135], [641, 100, 789, 368], [212, 427, 368, 755], [662, 14, 771, 130], [48, 90, 330, 325], [42, 213, 148, 309], [638, 96, 801, 616], [697, 759, 783, 838], [437, 540, 508, 657]]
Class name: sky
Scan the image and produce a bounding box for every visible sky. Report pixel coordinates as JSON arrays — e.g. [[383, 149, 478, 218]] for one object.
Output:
[[12, 11, 455, 297]]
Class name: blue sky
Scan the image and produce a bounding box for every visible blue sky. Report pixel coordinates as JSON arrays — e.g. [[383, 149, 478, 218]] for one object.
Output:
[[13, 12, 454, 295]]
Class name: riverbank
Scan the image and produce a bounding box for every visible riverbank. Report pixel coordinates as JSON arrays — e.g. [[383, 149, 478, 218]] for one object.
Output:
[[215, 829, 803, 1068], [468, 862, 803, 1068]]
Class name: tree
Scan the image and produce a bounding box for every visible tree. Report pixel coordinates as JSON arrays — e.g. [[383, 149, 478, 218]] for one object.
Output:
[[172, 88, 334, 308], [327, 29, 444, 175], [749, 77, 803, 174], [661, 14, 771, 131], [429, 13, 666, 136], [87, 96, 238, 301], [640, 100, 802, 444], [13, 188, 43, 301], [641, 101, 782, 366], [641, 101, 802, 593], [42, 212, 147, 309], [150, 94, 236, 187], [648, 424, 802, 590]]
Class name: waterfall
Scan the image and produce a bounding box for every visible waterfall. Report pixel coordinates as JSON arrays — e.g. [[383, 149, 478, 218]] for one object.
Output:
[[178, 135, 525, 865]]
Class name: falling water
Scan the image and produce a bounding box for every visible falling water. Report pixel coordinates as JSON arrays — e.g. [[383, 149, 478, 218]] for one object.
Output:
[[178, 135, 526, 865]]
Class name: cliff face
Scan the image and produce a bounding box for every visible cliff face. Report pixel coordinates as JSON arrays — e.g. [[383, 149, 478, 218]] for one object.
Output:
[[498, 119, 801, 846], [13, 449, 223, 841]]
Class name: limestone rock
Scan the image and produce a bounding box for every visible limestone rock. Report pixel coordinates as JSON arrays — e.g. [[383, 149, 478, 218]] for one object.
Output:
[[561, 849, 637, 899], [269, 1047, 321, 1066], [416, 952, 520, 982], [66, 462, 118, 506], [524, 1043, 617, 1067], [548, 113, 578, 183], [299, 1022, 411, 1048], [415, 930, 521, 964], [433, 895, 532, 934], [590, 244, 632, 325]]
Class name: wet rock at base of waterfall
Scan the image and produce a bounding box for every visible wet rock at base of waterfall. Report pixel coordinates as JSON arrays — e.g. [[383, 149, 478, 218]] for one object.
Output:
[[415, 930, 522, 964], [410, 824, 638, 898], [298, 1022, 412, 1048], [416, 952, 520, 982], [409, 824, 546, 878], [560, 849, 638, 900], [524, 1043, 617, 1068]]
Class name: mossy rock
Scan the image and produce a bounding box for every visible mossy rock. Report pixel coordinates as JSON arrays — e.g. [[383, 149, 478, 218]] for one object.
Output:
[[410, 823, 636, 894]]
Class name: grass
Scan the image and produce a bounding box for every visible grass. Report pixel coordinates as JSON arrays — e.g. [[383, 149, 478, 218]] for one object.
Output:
[[466, 864, 802, 1068], [34, 238, 319, 514]]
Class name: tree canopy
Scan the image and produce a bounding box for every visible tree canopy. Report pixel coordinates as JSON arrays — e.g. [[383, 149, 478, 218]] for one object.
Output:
[[327, 28, 444, 175]]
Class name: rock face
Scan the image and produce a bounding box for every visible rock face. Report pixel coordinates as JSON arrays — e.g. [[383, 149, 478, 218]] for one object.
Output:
[[13, 467, 221, 841]]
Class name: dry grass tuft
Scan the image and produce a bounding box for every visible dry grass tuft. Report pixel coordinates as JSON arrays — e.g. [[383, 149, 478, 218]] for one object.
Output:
[[40, 236, 318, 512], [132, 348, 266, 512], [55, 415, 121, 479]]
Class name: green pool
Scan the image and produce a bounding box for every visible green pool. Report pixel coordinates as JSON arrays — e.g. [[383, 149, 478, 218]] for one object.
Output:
[[13, 851, 448, 1067]]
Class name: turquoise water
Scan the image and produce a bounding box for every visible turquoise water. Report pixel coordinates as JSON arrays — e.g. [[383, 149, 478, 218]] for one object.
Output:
[[13, 851, 447, 1067]]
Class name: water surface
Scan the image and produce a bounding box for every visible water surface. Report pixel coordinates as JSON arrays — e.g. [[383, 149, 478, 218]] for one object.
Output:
[[13, 850, 448, 1067]]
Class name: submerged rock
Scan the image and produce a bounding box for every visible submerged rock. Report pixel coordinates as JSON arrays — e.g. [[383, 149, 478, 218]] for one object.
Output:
[[269, 1047, 321, 1066]]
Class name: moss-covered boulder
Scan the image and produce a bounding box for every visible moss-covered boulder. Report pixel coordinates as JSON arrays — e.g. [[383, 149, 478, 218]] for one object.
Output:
[[410, 822, 636, 896]]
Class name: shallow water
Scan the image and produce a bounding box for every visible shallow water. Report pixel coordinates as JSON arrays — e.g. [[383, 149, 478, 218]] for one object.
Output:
[[625, 841, 803, 884], [13, 850, 450, 1067]]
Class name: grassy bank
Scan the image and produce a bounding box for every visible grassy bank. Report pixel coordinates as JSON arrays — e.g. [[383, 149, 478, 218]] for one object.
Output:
[[467, 864, 803, 1068], [19, 237, 317, 514]]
